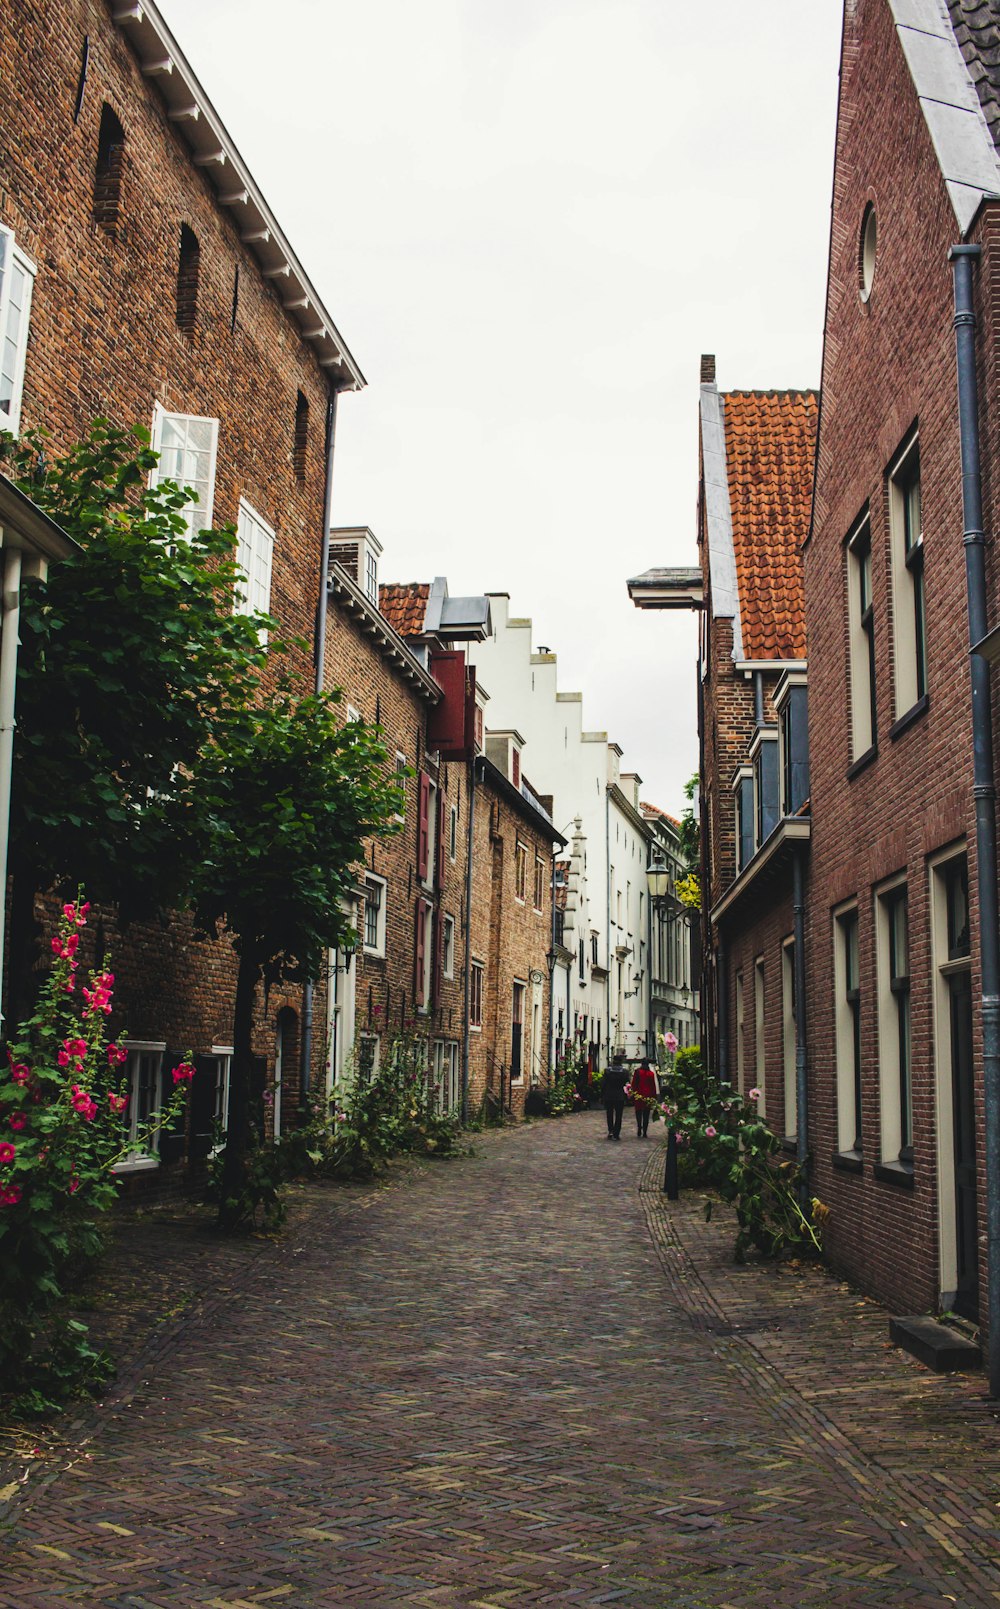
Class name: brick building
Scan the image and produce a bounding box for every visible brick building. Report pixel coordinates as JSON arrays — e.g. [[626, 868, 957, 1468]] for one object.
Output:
[[803, 0, 1000, 1333], [630, 369, 816, 1145], [379, 579, 564, 1119], [1, 0, 364, 1177]]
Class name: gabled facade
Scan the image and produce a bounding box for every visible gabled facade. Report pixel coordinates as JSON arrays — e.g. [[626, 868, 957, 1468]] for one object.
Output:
[[379, 577, 563, 1118], [804, 0, 1000, 1333], [468, 594, 652, 1070]]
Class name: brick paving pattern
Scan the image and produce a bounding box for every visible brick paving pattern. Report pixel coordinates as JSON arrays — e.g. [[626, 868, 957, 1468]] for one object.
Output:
[[0, 1111, 999, 1606]]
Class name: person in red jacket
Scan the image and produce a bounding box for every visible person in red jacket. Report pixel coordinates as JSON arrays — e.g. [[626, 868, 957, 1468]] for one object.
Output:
[[632, 1057, 658, 1138]]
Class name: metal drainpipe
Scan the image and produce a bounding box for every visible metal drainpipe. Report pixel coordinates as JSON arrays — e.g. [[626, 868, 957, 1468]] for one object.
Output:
[[460, 754, 478, 1123], [300, 391, 340, 1103], [0, 548, 23, 1026], [951, 243, 1000, 1396], [793, 842, 809, 1179], [547, 853, 557, 1084], [753, 669, 765, 728]]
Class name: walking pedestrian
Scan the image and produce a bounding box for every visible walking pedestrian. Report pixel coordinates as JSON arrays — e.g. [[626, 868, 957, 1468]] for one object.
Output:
[[602, 1057, 628, 1140], [632, 1057, 658, 1138]]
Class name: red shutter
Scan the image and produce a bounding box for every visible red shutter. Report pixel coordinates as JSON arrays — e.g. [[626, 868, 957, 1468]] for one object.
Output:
[[428, 650, 468, 756], [437, 793, 447, 889], [414, 899, 426, 1006], [417, 772, 430, 880]]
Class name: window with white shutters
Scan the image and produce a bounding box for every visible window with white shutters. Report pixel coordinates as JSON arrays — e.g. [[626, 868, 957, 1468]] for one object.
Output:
[[0, 227, 35, 436], [150, 406, 219, 539], [234, 498, 274, 638]]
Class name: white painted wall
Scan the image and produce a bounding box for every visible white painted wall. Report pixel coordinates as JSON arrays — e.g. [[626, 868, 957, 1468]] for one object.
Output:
[[470, 593, 652, 1065]]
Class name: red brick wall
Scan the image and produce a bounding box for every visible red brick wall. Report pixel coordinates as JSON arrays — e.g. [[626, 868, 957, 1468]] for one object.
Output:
[[1, 0, 346, 1179], [804, 0, 993, 1315]]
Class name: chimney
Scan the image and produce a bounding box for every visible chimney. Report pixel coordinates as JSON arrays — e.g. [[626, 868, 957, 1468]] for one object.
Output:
[[700, 353, 716, 384]]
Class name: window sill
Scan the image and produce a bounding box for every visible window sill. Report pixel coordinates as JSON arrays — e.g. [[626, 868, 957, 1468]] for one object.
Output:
[[847, 745, 878, 781], [781, 1135, 797, 1154], [873, 1159, 915, 1189], [889, 694, 929, 742], [113, 1156, 160, 1174], [832, 1148, 863, 1174]]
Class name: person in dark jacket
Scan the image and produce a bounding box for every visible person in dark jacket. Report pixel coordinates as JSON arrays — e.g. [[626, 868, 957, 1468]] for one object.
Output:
[[632, 1058, 659, 1138], [602, 1058, 629, 1140]]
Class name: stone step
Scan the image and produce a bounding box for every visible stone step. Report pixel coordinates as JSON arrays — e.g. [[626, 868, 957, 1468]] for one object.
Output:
[[889, 1314, 982, 1373]]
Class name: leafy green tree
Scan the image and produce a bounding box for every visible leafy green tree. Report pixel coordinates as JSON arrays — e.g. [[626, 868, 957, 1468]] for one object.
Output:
[[186, 693, 402, 1226], [0, 422, 274, 1009], [678, 771, 700, 876]]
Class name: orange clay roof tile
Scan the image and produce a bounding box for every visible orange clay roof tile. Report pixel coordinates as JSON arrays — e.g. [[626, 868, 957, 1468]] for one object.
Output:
[[722, 390, 817, 661], [378, 583, 430, 638]]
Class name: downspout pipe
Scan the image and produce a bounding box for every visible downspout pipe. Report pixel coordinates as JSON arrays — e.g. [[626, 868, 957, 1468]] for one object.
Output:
[[461, 754, 478, 1123], [0, 548, 23, 1026], [301, 391, 340, 1104], [753, 669, 765, 728], [793, 841, 809, 1178], [547, 852, 556, 1084], [951, 244, 1000, 1396]]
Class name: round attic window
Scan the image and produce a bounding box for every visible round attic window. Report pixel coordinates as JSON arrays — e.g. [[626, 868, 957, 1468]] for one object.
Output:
[[859, 203, 877, 302]]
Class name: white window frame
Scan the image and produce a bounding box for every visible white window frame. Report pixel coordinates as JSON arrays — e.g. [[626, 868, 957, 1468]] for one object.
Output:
[[928, 842, 971, 1305], [515, 841, 527, 903], [234, 497, 274, 640], [363, 873, 387, 958], [534, 854, 546, 913], [417, 898, 434, 1013], [357, 1032, 379, 1083], [846, 511, 876, 762], [395, 751, 406, 823], [423, 780, 438, 891], [208, 1045, 233, 1154], [0, 227, 36, 437], [114, 1040, 166, 1171], [470, 960, 484, 1030], [149, 404, 219, 539], [346, 704, 362, 724], [888, 432, 925, 719], [875, 872, 912, 1171], [833, 899, 862, 1156], [442, 913, 456, 979], [782, 936, 796, 1142]]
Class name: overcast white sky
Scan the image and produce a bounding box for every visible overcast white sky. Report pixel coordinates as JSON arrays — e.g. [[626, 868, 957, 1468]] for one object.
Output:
[[169, 0, 843, 817]]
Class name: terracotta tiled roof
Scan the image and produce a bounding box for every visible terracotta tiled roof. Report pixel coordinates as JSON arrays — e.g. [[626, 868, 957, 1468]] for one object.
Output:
[[640, 802, 681, 829], [378, 583, 429, 638], [722, 390, 817, 661], [947, 1, 1000, 150]]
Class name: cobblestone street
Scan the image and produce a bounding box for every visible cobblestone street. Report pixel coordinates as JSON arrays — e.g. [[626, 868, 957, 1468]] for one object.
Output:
[[1, 1111, 999, 1607]]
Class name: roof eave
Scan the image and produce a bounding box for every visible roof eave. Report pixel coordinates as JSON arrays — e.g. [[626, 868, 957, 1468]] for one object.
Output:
[[112, 1, 365, 391]]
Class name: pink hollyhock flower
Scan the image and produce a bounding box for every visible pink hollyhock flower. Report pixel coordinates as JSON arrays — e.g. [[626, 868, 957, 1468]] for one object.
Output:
[[68, 1173, 80, 1194], [10, 1063, 30, 1086], [748, 1087, 761, 1102], [108, 1092, 128, 1116], [704, 1125, 717, 1139], [171, 1062, 194, 1085], [63, 903, 77, 923], [9, 1112, 27, 1131], [107, 1043, 128, 1067], [57, 1048, 71, 1068], [51, 935, 62, 954], [70, 1086, 97, 1122], [0, 1184, 22, 1206], [0, 1140, 15, 1165], [665, 1032, 678, 1052]]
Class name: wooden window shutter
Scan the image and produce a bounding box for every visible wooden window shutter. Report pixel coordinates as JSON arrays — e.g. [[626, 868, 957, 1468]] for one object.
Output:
[[428, 650, 468, 755], [417, 772, 430, 880], [414, 899, 427, 1006]]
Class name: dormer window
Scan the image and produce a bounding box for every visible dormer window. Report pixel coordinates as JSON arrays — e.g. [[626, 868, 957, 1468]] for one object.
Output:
[[775, 672, 809, 818], [750, 729, 779, 848], [328, 526, 382, 604]]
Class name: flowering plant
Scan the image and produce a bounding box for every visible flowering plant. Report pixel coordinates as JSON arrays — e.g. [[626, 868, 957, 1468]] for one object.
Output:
[[658, 1045, 824, 1262], [0, 897, 192, 1413]]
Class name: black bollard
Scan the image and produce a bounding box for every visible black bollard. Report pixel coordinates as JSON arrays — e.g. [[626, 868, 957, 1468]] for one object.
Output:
[[663, 1128, 679, 1200]]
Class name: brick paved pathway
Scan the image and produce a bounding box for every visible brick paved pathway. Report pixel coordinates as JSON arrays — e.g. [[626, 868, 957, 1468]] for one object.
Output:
[[1, 1111, 1000, 1606]]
